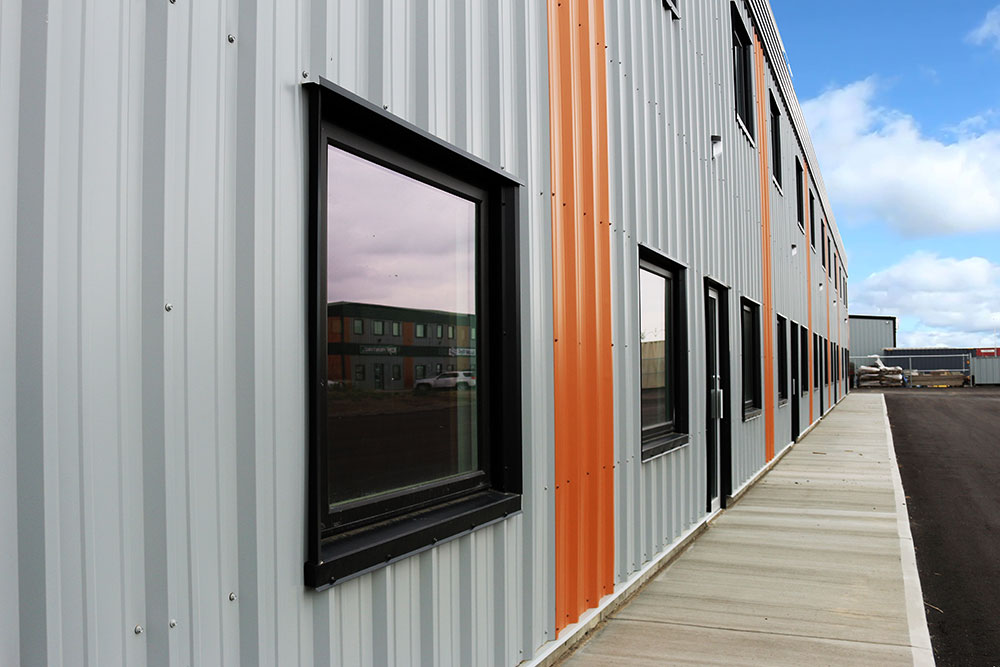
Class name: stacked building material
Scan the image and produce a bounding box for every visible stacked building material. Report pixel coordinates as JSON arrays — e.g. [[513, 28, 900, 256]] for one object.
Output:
[[858, 357, 904, 387]]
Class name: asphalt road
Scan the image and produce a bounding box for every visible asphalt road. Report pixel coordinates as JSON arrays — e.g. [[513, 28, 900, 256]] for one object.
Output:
[[883, 388, 1000, 666]]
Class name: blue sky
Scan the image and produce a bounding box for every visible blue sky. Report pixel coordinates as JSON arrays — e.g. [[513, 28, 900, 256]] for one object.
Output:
[[770, 1, 1000, 347]]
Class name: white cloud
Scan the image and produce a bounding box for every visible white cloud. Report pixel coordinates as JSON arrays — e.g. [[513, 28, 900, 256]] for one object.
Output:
[[968, 5, 1000, 50], [802, 78, 1000, 236], [851, 252, 1000, 347]]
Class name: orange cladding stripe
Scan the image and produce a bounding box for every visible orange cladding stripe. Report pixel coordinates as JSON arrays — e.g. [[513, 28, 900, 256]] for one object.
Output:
[[753, 33, 775, 461], [547, 0, 615, 632], [804, 162, 814, 423]]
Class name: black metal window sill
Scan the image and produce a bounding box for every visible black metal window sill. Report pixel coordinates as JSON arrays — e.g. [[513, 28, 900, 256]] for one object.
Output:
[[305, 490, 520, 590], [641, 433, 690, 462], [742, 407, 762, 421]]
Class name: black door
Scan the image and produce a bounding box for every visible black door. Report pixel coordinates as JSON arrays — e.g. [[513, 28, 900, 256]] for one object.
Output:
[[790, 323, 800, 438]]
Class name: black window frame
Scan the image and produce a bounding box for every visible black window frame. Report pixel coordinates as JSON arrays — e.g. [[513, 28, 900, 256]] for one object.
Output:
[[637, 246, 690, 461], [447, 324, 455, 339], [391, 321, 401, 337], [741, 298, 762, 419], [662, 0, 681, 20], [415, 323, 426, 338], [731, 3, 755, 140], [821, 220, 827, 268], [372, 320, 384, 336], [795, 158, 804, 230], [305, 81, 523, 590], [813, 333, 821, 389], [353, 318, 364, 336], [809, 192, 816, 249], [800, 327, 809, 396], [769, 94, 782, 188], [776, 314, 788, 402]]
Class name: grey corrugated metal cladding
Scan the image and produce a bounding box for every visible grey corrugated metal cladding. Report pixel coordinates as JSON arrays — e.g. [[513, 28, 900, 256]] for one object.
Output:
[[3, 1, 848, 665]]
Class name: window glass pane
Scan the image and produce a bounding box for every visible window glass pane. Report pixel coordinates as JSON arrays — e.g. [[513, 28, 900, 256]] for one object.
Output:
[[326, 146, 478, 507], [640, 268, 671, 432], [373, 320, 384, 336]]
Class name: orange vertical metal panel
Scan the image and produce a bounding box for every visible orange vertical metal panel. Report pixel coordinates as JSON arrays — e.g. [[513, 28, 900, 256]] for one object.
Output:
[[804, 162, 814, 424], [753, 33, 775, 461], [547, 0, 615, 632]]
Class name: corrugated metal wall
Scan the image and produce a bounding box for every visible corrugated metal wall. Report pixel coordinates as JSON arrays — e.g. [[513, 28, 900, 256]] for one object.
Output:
[[850, 317, 897, 359], [972, 357, 1000, 385], [4, 1, 848, 665]]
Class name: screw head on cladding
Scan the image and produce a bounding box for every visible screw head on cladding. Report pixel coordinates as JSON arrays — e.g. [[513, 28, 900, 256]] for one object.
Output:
[[164, 303, 173, 312], [229, 592, 238, 601], [228, 34, 236, 43], [134, 625, 143, 635]]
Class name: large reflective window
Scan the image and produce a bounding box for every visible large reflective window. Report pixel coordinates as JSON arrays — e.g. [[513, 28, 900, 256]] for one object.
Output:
[[326, 146, 478, 507], [639, 266, 673, 436]]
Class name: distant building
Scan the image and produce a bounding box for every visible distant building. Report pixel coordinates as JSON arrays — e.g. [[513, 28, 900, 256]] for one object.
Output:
[[327, 302, 476, 390], [849, 315, 896, 359]]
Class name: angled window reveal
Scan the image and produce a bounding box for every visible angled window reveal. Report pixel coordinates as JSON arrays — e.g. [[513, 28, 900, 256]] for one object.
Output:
[[306, 82, 522, 589], [777, 314, 788, 402], [809, 192, 816, 249], [770, 94, 782, 187], [741, 299, 762, 419], [662, 0, 681, 20], [638, 247, 689, 460], [795, 158, 804, 230]]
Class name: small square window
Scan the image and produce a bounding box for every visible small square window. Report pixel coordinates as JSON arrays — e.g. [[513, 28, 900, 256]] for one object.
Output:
[[638, 247, 689, 460], [731, 5, 755, 139], [800, 328, 809, 396], [741, 299, 762, 418], [353, 319, 364, 335], [776, 315, 788, 401], [392, 321, 401, 337], [813, 334, 821, 389], [373, 320, 384, 336], [809, 193, 816, 248], [795, 158, 804, 229], [821, 222, 826, 267], [770, 94, 782, 187], [415, 323, 426, 338]]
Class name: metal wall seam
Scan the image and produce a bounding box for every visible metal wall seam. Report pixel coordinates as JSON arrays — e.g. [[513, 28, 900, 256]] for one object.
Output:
[[0, 1, 21, 663]]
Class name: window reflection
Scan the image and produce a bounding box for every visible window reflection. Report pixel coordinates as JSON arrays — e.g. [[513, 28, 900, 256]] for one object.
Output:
[[326, 146, 478, 507], [640, 268, 672, 433]]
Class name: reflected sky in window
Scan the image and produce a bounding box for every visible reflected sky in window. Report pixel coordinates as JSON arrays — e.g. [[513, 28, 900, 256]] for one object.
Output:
[[327, 146, 476, 314]]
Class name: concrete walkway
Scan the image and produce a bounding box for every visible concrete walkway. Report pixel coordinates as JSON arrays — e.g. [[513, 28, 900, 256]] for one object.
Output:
[[565, 393, 934, 666]]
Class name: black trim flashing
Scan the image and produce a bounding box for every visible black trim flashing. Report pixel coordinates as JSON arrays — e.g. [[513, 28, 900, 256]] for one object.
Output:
[[306, 491, 520, 590]]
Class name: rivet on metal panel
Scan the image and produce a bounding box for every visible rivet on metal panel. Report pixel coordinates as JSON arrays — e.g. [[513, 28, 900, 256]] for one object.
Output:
[[228, 592, 237, 601], [134, 625, 143, 635], [169, 619, 177, 628], [302, 71, 309, 79], [227, 34, 236, 43], [164, 303, 173, 312]]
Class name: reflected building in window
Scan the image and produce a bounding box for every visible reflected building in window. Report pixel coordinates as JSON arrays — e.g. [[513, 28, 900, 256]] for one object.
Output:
[[326, 301, 476, 391]]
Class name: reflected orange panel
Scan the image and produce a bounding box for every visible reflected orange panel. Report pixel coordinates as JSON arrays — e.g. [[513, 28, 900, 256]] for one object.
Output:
[[754, 33, 775, 461], [547, 0, 615, 632]]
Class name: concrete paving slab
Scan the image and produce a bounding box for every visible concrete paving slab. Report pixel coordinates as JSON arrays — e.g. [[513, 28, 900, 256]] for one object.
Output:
[[564, 393, 932, 666]]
